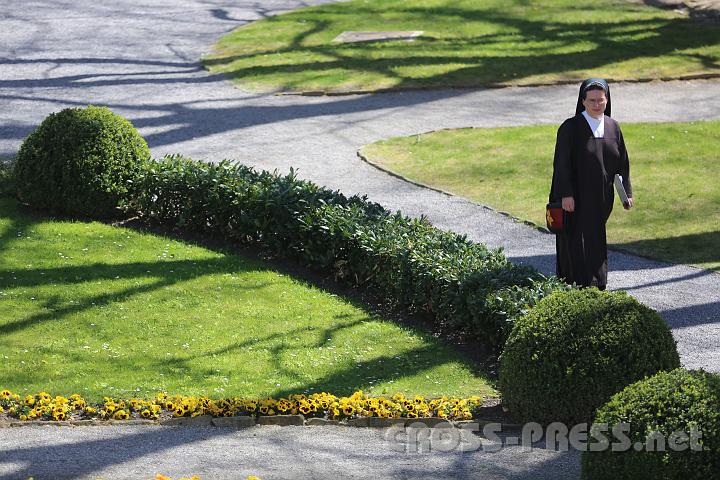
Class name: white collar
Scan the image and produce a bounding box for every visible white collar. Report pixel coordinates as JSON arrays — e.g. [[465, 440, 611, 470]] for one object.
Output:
[[582, 110, 604, 138]]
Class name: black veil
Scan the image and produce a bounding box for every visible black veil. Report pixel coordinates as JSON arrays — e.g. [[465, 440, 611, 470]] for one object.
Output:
[[575, 78, 611, 116]]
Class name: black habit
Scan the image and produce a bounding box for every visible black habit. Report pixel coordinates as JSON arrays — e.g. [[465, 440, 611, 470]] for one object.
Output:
[[549, 113, 632, 288]]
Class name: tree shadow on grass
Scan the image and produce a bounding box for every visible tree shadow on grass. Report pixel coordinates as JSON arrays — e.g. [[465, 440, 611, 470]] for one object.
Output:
[[154, 309, 493, 398], [0, 198, 497, 399], [205, 3, 720, 92], [0, 256, 272, 336]]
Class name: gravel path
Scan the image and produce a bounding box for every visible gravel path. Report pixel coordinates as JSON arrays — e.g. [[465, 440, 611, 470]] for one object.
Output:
[[1, 1, 718, 478], [0, 424, 581, 480]]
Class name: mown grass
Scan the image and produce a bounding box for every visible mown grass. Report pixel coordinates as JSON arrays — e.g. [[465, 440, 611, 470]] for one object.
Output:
[[0, 198, 495, 401], [360, 120, 720, 270], [204, 0, 720, 93]]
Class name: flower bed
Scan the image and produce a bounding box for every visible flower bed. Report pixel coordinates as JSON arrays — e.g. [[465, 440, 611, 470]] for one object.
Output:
[[0, 389, 483, 423]]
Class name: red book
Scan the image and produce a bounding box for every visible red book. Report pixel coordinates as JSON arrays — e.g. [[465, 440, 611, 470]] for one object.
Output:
[[546, 202, 570, 233]]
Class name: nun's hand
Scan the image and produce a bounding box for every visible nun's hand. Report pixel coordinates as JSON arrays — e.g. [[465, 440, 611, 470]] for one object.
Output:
[[562, 196, 575, 212], [624, 197, 634, 210]]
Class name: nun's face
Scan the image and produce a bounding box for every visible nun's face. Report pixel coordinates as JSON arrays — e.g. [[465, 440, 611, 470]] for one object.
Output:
[[582, 89, 607, 118]]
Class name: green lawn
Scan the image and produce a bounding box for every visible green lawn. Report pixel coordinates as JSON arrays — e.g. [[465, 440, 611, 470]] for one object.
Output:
[[0, 198, 494, 401], [204, 0, 720, 93], [360, 120, 720, 270]]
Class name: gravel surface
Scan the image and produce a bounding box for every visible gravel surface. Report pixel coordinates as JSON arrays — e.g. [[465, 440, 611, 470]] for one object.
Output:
[[1, 1, 718, 478], [0, 424, 581, 480]]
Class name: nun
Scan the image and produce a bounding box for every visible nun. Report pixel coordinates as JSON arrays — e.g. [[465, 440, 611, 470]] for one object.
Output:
[[549, 78, 634, 289]]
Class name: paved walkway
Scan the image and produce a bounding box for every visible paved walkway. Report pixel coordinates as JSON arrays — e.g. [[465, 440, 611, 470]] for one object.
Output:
[[0, 1, 719, 478]]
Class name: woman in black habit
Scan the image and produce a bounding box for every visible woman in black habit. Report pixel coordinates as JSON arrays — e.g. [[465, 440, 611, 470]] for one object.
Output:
[[549, 78, 634, 289]]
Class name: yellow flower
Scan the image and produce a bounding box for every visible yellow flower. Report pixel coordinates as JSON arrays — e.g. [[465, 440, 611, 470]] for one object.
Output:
[[0, 389, 11, 398], [113, 410, 129, 420], [52, 410, 66, 421], [155, 475, 171, 480], [19, 414, 28, 421]]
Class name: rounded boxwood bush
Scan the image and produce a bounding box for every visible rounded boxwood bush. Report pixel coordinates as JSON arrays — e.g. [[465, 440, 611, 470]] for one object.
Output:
[[15, 105, 150, 218], [498, 288, 680, 425], [582, 368, 720, 480]]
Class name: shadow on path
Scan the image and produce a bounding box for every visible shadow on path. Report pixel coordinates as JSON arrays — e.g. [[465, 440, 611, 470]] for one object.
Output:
[[0, 426, 234, 480]]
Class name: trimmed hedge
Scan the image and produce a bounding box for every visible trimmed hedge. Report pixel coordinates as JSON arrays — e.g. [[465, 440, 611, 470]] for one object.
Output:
[[499, 289, 680, 425], [582, 369, 720, 480], [15, 105, 149, 218], [133, 155, 568, 347]]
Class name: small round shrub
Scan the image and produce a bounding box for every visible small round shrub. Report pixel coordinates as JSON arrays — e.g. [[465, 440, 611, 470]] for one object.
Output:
[[582, 368, 720, 480], [15, 105, 150, 218], [498, 288, 680, 425]]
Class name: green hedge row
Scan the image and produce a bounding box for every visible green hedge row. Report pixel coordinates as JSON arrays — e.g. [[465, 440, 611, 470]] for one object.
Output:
[[132, 155, 568, 348]]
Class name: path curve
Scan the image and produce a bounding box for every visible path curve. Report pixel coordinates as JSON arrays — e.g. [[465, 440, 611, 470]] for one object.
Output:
[[1, 1, 719, 478]]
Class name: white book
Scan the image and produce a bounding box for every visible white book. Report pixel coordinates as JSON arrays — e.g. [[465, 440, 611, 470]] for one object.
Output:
[[614, 174, 629, 208]]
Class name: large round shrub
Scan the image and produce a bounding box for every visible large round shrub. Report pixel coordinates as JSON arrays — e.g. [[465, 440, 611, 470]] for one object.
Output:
[[582, 368, 720, 480], [499, 288, 680, 425], [15, 105, 150, 218]]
